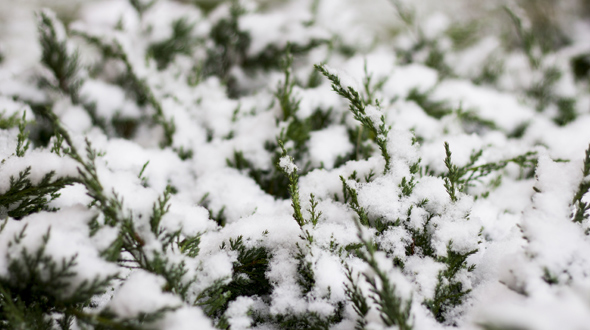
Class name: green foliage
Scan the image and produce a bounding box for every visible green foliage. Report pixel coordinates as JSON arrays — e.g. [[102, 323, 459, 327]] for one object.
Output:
[[244, 39, 327, 73], [340, 175, 370, 227], [503, 6, 541, 66], [0, 167, 75, 219], [0, 228, 119, 329], [196, 279, 232, 328], [425, 243, 477, 323], [446, 21, 481, 51], [354, 227, 413, 330], [571, 53, 590, 81], [477, 324, 529, 330], [201, 1, 326, 87], [114, 44, 176, 148], [307, 194, 322, 227], [278, 140, 305, 228], [295, 244, 315, 295], [197, 236, 271, 323], [129, 0, 156, 16], [32, 105, 196, 311], [455, 107, 498, 133], [406, 89, 452, 119], [399, 176, 416, 198], [224, 53, 336, 200], [70, 31, 176, 147], [404, 207, 436, 258], [336, 126, 375, 167], [0, 111, 21, 130], [203, 1, 250, 85], [225, 53, 333, 199], [361, 61, 388, 107], [226, 149, 290, 199], [276, 50, 333, 163], [337, 139, 479, 325], [572, 144, 590, 223], [443, 142, 538, 200], [276, 48, 300, 121], [5, 1, 584, 328], [389, 0, 416, 27], [16, 112, 31, 157], [345, 265, 370, 330], [443, 142, 461, 202], [148, 18, 198, 70], [338, 173, 419, 327], [272, 306, 345, 330], [554, 97, 577, 127], [37, 11, 82, 103], [315, 64, 392, 174], [503, 7, 578, 126]]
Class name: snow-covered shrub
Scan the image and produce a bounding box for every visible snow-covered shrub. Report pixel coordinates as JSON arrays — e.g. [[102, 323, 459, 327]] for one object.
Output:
[[1, 0, 590, 329]]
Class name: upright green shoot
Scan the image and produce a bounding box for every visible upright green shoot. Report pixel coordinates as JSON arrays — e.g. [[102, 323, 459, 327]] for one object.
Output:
[[572, 144, 590, 223], [315, 64, 392, 174]]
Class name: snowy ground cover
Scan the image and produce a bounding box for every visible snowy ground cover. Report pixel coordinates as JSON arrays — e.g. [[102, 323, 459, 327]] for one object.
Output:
[[1, 0, 590, 329]]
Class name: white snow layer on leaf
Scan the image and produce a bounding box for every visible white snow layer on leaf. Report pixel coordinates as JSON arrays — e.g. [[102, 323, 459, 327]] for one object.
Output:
[[295, 85, 342, 120], [364, 105, 383, 130], [0, 150, 79, 194], [77, 0, 139, 31], [3, 0, 590, 328], [193, 168, 279, 223], [79, 80, 141, 120], [0, 95, 32, 119], [108, 270, 182, 318], [432, 79, 535, 132], [307, 125, 353, 169], [279, 155, 297, 175], [357, 175, 407, 222], [239, 7, 327, 57], [518, 155, 590, 278], [0, 206, 118, 295], [226, 296, 256, 330], [382, 64, 439, 99], [153, 306, 215, 330], [430, 196, 480, 257]]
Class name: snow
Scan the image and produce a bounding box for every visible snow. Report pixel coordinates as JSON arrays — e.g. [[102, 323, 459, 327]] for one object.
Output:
[[193, 168, 279, 223], [307, 125, 353, 169], [0, 206, 118, 295], [382, 64, 439, 99], [226, 296, 256, 329], [153, 306, 215, 330], [433, 79, 536, 133], [2, 0, 590, 329], [239, 7, 328, 57], [404, 256, 445, 299], [108, 270, 183, 318], [279, 155, 297, 175], [0, 95, 31, 119], [79, 79, 141, 120], [0, 150, 80, 194]]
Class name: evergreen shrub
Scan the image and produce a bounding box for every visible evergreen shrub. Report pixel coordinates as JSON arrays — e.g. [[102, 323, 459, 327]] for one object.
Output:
[[1, 0, 590, 329]]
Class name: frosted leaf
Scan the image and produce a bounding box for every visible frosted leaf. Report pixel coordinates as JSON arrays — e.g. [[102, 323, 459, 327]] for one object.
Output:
[[365, 104, 383, 130], [307, 125, 353, 170], [108, 270, 182, 318], [279, 155, 298, 175], [226, 296, 256, 330]]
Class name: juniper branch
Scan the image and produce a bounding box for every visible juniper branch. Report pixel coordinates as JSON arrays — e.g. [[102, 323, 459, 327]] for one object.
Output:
[[278, 140, 305, 228], [352, 220, 413, 329], [315, 64, 392, 174]]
